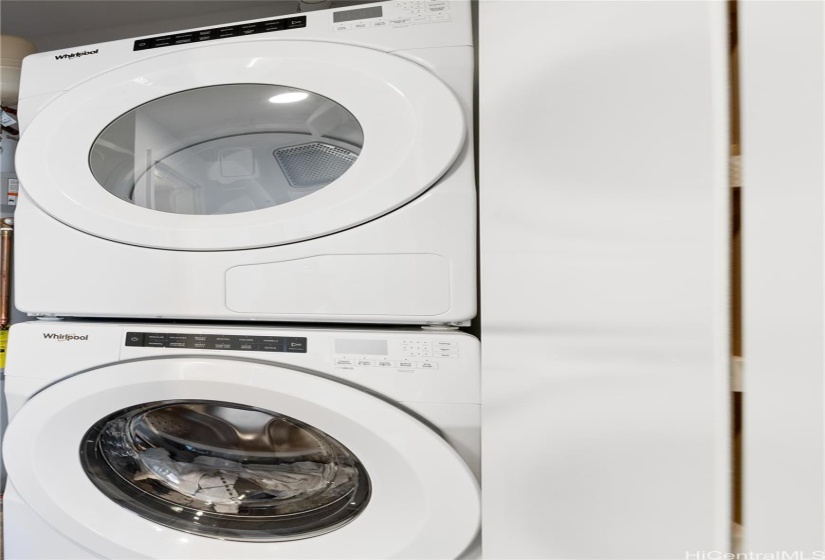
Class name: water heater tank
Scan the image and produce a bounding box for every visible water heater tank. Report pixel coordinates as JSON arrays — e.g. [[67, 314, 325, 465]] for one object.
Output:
[[1, 36, 37, 104], [0, 137, 18, 218]]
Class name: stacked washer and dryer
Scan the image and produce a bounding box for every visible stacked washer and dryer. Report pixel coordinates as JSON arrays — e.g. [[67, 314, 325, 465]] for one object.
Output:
[[3, 2, 480, 558]]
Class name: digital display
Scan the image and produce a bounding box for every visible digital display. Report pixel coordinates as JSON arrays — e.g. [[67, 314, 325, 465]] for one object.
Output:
[[334, 339, 388, 356], [333, 6, 383, 23]]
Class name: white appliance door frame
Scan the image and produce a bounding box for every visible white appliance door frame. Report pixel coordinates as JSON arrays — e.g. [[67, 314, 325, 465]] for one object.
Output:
[[3, 357, 479, 559], [16, 40, 466, 251], [740, 1, 825, 553]]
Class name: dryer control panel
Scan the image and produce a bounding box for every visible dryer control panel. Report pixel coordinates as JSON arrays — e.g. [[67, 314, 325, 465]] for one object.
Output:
[[331, 1, 451, 32], [133, 15, 306, 50]]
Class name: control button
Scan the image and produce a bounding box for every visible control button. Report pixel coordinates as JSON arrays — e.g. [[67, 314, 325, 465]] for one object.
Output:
[[398, 360, 416, 369], [419, 361, 439, 370], [134, 40, 151, 50], [377, 360, 395, 368], [217, 27, 238, 38], [262, 20, 285, 32], [187, 335, 208, 349], [125, 333, 145, 346], [335, 358, 354, 367], [435, 352, 458, 358], [286, 16, 307, 29], [356, 359, 375, 367], [167, 337, 188, 347], [173, 33, 194, 44], [435, 341, 458, 348], [144, 333, 168, 347], [419, 350, 432, 357], [260, 337, 284, 350], [285, 338, 307, 353], [238, 23, 258, 35]]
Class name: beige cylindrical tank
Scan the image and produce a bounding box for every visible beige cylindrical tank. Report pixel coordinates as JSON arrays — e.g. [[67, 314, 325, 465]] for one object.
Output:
[[1, 35, 37, 104]]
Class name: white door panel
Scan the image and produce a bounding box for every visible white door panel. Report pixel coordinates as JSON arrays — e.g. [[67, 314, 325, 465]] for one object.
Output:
[[480, 1, 730, 557], [740, 1, 825, 553]]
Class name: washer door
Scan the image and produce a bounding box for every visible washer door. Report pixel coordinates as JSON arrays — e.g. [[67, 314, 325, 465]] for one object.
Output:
[[16, 40, 466, 250], [3, 358, 479, 559]]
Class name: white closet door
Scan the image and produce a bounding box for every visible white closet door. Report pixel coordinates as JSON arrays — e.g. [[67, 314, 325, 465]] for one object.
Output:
[[480, 2, 731, 558], [740, 1, 825, 553]]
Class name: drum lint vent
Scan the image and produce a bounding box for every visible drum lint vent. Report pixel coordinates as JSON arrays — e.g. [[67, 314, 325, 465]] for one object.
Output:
[[273, 142, 358, 188]]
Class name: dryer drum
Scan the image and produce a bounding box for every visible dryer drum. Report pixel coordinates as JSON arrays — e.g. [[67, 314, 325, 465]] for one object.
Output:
[[88, 84, 365, 216], [79, 400, 372, 542]]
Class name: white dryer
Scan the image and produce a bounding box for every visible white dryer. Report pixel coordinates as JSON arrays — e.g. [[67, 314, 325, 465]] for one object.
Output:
[[3, 321, 480, 559], [13, 1, 475, 325]]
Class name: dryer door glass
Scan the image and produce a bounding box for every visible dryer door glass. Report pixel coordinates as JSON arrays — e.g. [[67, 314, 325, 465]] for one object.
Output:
[[89, 85, 364, 215], [80, 400, 371, 542]]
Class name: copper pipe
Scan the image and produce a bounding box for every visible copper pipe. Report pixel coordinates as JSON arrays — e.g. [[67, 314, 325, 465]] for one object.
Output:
[[0, 217, 13, 330]]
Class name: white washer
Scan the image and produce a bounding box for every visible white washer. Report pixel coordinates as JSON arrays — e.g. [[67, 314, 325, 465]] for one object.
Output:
[[13, 1, 476, 325], [3, 320, 480, 559]]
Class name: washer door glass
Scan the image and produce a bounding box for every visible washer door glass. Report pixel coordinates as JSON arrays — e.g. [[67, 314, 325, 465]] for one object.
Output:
[[89, 85, 364, 215], [80, 400, 371, 542]]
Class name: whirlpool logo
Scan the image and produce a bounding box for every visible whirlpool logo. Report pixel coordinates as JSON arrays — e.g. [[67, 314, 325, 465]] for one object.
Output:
[[43, 333, 89, 342], [54, 49, 98, 60]]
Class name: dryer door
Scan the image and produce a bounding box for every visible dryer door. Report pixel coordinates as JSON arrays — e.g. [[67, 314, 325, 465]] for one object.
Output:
[[4, 357, 479, 559], [16, 40, 466, 250]]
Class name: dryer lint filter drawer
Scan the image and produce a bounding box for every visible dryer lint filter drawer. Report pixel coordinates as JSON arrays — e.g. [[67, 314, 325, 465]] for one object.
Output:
[[225, 254, 450, 316]]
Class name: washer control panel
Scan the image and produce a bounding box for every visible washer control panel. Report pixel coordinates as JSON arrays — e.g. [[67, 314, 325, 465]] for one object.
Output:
[[108, 326, 477, 403], [125, 332, 307, 353], [334, 337, 460, 371], [118, 329, 470, 378]]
